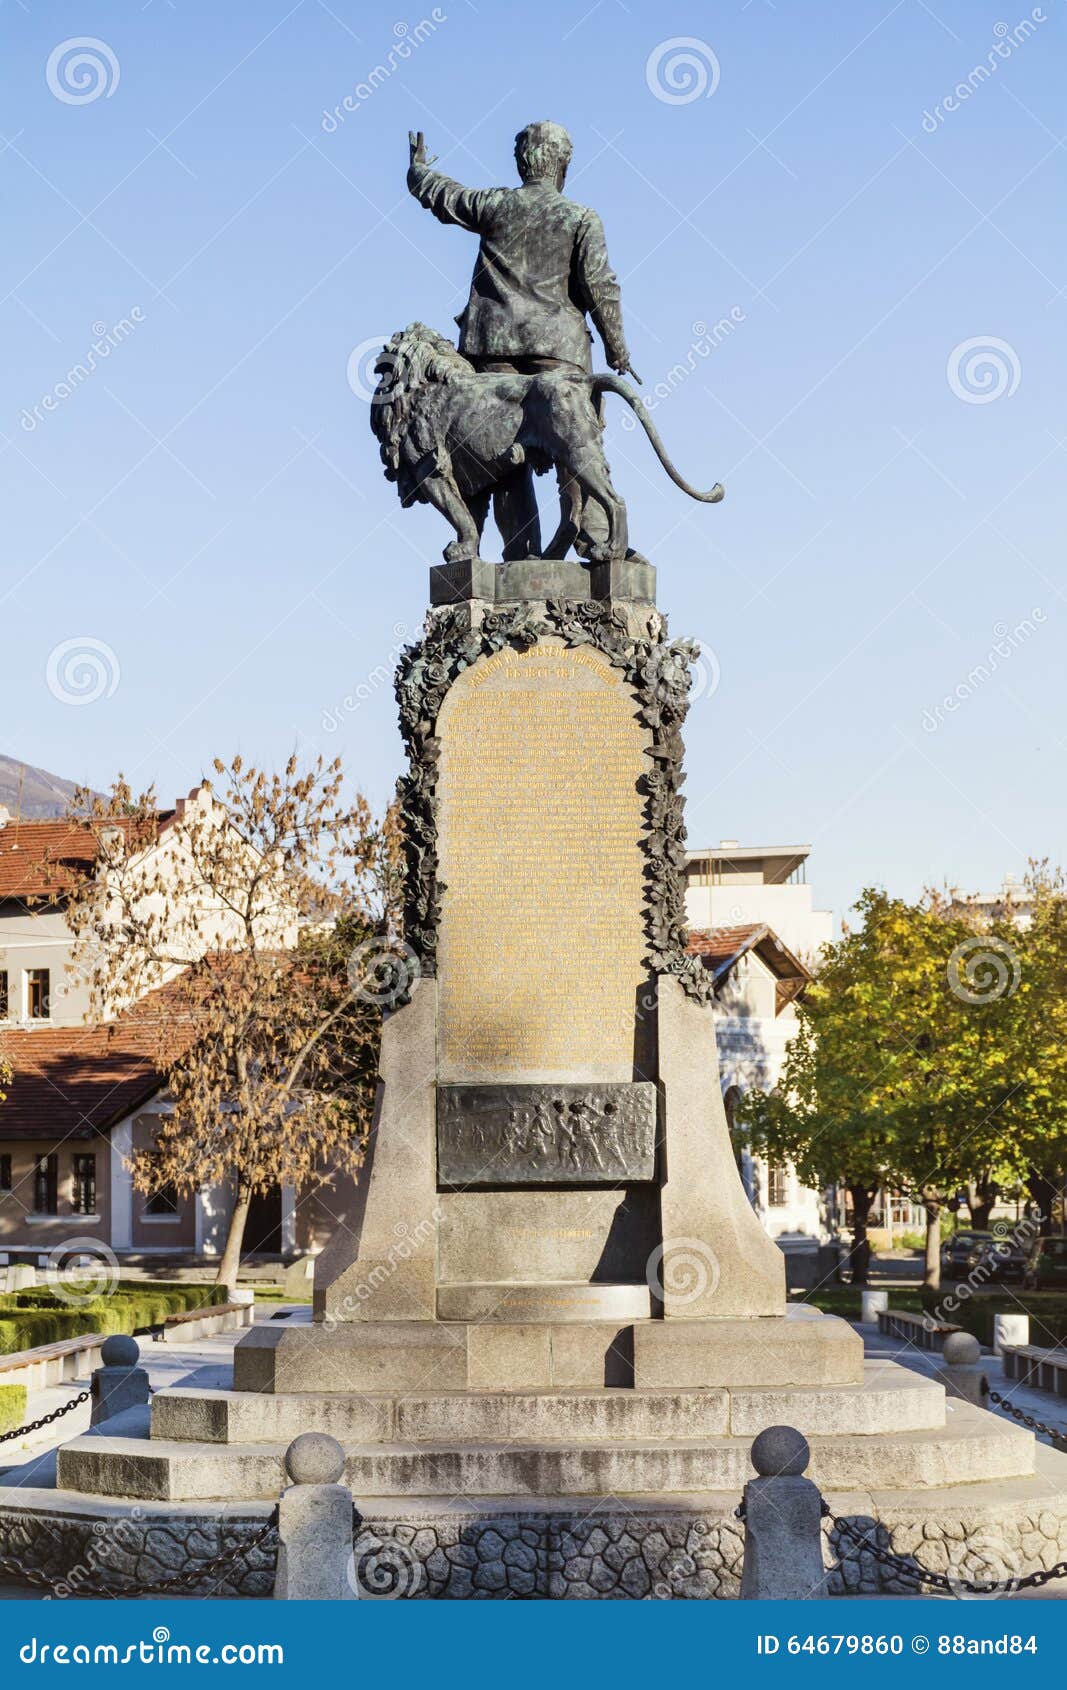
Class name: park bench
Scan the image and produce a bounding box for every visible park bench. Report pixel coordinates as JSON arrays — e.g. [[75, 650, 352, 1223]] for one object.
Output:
[[0, 1332, 108, 1393], [0, 1301, 254, 1390], [151, 1299, 255, 1344], [1002, 1343, 1067, 1398], [876, 1306, 962, 1352]]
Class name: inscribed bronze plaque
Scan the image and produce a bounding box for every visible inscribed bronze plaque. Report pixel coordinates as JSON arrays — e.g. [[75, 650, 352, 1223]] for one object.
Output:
[[437, 1082, 657, 1186], [436, 640, 649, 1082]]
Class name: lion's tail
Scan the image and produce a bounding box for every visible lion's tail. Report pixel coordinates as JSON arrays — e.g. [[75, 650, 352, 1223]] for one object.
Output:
[[591, 375, 725, 505]]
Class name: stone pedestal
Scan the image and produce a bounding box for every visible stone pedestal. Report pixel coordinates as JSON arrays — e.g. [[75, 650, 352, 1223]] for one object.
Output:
[[20, 567, 1067, 1601], [250, 576, 790, 1397]]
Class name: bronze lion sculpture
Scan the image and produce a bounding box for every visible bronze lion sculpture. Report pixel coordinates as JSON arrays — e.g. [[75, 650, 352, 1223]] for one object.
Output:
[[369, 323, 724, 565]]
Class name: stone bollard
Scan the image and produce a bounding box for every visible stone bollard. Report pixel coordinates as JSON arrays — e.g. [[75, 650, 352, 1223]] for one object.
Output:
[[994, 1313, 1029, 1357], [739, 1425, 829, 1600], [274, 1433, 356, 1601], [860, 1288, 888, 1325], [90, 1334, 151, 1426], [937, 1331, 988, 1407]]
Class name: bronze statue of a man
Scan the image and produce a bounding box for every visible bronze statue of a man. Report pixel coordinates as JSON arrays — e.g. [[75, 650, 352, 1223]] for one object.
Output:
[[407, 121, 633, 557], [407, 121, 631, 379]]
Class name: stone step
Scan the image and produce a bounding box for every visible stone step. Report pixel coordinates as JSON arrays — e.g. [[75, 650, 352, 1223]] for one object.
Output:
[[233, 1305, 864, 1393], [8, 1448, 1067, 1599], [151, 1362, 944, 1447], [58, 1401, 1030, 1502], [436, 1283, 653, 1323]]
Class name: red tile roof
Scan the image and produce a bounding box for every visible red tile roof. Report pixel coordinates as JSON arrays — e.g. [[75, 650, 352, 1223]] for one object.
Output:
[[686, 923, 766, 967], [0, 813, 175, 901], [0, 977, 194, 1141], [687, 923, 811, 990]]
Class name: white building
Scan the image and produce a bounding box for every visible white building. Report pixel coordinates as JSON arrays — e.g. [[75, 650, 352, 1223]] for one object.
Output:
[[685, 842, 836, 1282], [948, 873, 1033, 928], [0, 784, 294, 1029], [684, 841, 833, 966]]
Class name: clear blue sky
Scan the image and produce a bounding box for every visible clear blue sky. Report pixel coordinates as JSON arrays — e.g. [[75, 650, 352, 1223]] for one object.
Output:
[[3, 0, 1063, 929]]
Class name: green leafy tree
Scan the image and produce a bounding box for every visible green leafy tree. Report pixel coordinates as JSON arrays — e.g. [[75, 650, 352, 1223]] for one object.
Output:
[[740, 889, 1030, 1289], [1006, 865, 1067, 1234]]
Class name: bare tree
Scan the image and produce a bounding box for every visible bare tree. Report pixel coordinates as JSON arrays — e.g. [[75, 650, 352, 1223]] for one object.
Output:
[[62, 756, 403, 1285]]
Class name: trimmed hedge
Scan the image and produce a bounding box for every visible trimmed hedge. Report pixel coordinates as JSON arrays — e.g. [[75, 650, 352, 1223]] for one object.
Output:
[[919, 1288, 1067, 1350], [0, 1282, 228, 1356], [0, 1384, 27, 1433]]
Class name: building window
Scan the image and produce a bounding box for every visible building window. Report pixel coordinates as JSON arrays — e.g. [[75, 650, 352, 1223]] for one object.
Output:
[[767, 1163, 790, 1207], [0, 1154, 11, 1191], [145, 1182, 180, 1217], [0, 971, 8, 1019], [26, 968, 51, 1020], [33, 1154, 58, 1215], [72, 1153, 97, 1216]]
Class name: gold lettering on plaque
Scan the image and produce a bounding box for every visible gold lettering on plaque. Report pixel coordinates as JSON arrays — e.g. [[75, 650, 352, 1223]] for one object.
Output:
[[436, 639, 649, 1081]]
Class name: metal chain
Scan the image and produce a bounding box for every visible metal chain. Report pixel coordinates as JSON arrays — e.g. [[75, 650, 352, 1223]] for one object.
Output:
[[0, 1391, 90, 1445], [826, 1509, 1067, 1595], [988, 1387, 1067, 1449], [0, 1510, 277, 1597]]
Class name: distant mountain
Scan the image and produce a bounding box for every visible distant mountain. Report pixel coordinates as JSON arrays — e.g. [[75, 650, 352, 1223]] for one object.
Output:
[[0, 755, 89, 819]]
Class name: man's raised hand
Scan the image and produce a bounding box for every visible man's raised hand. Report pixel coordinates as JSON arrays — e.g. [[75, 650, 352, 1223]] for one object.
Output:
[[408, 130, 437, 168]]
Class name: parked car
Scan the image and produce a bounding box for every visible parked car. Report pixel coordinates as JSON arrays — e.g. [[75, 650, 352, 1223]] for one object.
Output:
[[1023, 1236, 1067, 1291], [940, 1230, 994, 1279], [975, 1234, 1031, 1284]]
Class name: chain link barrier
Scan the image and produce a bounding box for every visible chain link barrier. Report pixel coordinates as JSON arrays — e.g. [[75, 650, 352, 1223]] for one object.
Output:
[[0, 1391, 90, 1446], [824, 1505, 1067, 1595], [0, 1510, 278, 1597], [988, 1387, 1067, 1450]]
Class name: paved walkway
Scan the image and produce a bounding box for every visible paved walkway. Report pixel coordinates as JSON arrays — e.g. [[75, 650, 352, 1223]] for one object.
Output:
[[859, 1320, 1067, 1452], [0, 1306, 306, 1476]]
